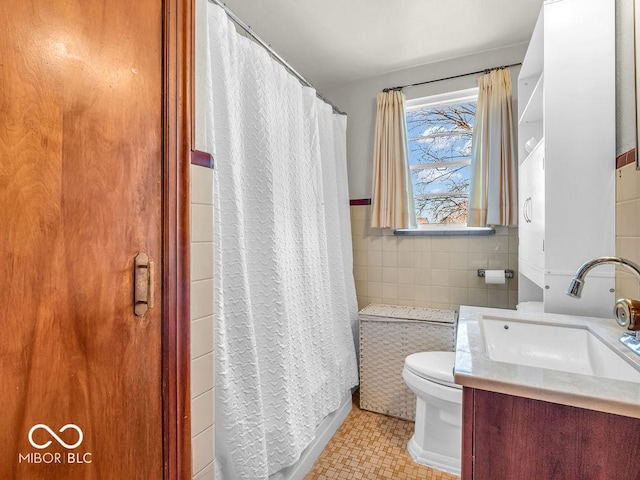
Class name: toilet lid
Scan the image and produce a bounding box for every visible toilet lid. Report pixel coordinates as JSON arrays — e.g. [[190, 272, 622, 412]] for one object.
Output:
[[404, 351, 460, 389]]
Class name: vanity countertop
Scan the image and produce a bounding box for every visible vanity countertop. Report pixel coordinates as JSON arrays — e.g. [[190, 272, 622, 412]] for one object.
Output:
[[454, 305, 640, 419]]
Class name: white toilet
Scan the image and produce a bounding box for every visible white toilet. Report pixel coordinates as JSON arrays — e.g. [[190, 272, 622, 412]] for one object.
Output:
[[402, 351, 462, 476]]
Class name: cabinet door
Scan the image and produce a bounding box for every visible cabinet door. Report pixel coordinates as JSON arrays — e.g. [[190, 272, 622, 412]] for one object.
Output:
[[541, 0, 615, 317], [518, 159, 532, 263], [518, 141, 545, 287], [0, 1, 164, 478], [468, 389, 640, 480]]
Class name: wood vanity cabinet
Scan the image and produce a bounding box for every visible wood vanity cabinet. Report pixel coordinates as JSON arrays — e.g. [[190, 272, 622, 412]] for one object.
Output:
[[461, 387, 640, 480]]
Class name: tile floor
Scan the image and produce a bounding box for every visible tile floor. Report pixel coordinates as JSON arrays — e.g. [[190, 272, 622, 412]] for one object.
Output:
[[305, 392, 460, 480]]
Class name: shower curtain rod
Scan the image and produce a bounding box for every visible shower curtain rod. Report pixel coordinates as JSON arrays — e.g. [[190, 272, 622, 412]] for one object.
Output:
[[382, 62, 522, 92], [208, 0, 347, 116]]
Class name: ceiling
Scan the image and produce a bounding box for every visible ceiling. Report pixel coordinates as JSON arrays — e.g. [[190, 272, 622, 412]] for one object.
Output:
[[221, 0, 543, 89]]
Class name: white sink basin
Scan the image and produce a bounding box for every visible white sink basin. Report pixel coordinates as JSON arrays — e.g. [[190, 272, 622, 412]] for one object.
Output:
[[481, 316, 640, 383]]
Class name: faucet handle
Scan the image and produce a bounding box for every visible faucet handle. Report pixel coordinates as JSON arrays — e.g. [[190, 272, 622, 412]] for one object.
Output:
[[622, 331, 640, 339], [614, 298, 640, 330]]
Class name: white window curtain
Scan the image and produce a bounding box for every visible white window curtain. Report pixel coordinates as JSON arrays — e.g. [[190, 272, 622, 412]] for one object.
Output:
[[467, 68, 518, 227], [206, 4, 359, 480], [370, 90, 417, 229]]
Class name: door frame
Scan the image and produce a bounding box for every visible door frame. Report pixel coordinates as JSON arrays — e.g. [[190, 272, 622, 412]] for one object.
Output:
[[163, 0, 193, 478]]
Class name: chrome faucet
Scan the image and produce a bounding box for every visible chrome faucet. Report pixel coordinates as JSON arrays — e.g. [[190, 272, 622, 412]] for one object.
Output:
[[566, 256, 640, 299], [567, 256, 640, 356]]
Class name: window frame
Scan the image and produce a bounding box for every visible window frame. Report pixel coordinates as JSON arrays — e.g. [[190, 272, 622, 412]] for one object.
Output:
[[402, 88, 493, 235]]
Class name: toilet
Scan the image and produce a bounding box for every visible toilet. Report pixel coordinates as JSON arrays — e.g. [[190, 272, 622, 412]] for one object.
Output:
[[402, 351, 462, 476]]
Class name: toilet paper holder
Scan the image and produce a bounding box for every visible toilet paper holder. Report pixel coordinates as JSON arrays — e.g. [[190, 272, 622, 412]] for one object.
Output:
[[477, 269, 514, 279]]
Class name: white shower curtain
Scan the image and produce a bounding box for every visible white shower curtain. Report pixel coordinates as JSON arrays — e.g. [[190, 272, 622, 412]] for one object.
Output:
[[206, 4, 359, 480]]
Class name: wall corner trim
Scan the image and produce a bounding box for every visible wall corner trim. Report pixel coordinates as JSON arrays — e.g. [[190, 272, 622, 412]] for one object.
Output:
[[616, 148, 636, 169], [350, 198, 372, 206], [191, 149, 214, 169], [163, 0, 193, 478]]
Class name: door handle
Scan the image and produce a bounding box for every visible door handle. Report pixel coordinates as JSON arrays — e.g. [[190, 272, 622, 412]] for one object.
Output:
[[524, 197, 532, 223], [134, 252, 155, 316]]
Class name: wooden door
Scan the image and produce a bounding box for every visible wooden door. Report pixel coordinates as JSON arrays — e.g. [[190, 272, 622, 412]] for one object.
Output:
[[0, 0, 165, 478]]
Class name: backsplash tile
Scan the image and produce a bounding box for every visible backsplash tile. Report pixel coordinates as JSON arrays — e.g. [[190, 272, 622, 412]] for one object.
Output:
[[351, 205, 518, 312], [616, 161, 640, 300]]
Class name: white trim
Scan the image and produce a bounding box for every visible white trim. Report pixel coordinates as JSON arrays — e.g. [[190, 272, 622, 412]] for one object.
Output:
[[414, 193, 468, 200], [410, 159, 471, 170], [408, 131, 472, 141], [406, 87, 478, 226], [416, 224, 490, 232], [406, 87, 479, 111], [395, 225, 495, 236]]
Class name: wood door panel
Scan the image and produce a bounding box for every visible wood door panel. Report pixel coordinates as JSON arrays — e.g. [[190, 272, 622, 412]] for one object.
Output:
[[0, 1, 163, 478], [471, 389, 640, 480]]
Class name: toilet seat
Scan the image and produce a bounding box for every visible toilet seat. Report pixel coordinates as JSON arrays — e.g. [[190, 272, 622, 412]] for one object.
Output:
[[404, 352, 460, 389]]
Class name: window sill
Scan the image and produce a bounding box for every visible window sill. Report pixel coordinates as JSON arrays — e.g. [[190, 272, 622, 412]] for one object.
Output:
[[394, 226, 495, 236]]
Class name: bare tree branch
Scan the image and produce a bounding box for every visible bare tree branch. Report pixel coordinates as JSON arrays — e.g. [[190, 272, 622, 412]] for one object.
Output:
[[407, 101, 476, 224]]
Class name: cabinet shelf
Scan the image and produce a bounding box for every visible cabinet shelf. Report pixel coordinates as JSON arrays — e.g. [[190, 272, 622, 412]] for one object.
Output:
[[518, 73, 543, 125], [521, 136, 545, 164], [518, 257, 545, 288]]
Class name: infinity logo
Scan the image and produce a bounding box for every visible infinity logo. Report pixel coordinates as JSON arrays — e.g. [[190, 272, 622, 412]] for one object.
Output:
[[28, 424, 84, 450]]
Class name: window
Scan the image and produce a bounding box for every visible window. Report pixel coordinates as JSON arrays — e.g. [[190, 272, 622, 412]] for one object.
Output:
[[406, 88, 478, 227]]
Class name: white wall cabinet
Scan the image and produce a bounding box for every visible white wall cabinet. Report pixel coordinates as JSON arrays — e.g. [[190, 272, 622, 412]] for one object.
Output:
[[517, 0, 616, 318], [518, 139, 545, 288]]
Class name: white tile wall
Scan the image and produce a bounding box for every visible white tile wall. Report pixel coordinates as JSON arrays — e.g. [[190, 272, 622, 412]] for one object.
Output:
[[191, 353, 214, 397], [192, 426, 215, 477], [351, 205, 519, 312], [191, 164, 215, 478], [192, 205, 214, 243], [191, 280, 214, 321], [191, 243, 214, 281], [193, 0, 215, 475], [193, 459, 216, 480], [192, 316, 214, 359], [192, 390, 215, 436]]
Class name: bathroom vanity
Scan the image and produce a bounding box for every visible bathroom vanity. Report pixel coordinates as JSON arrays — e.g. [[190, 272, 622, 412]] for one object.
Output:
[[455, 306, 640, 480]]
